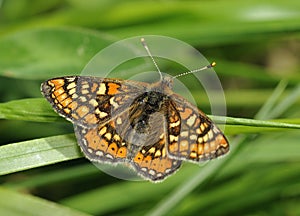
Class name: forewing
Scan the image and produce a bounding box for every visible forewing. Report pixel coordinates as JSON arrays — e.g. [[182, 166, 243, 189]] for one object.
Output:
[[166, 94, 229, 162], [41, 76, 147, 128]]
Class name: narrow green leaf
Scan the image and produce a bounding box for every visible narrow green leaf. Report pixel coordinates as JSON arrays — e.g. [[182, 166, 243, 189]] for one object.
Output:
[[0, 134, 81, 176], [0, 98, 63, 122], [268, 85, 300, 119], [212, 116, 300, 129], [255, 80, 288, 119], [1, 98, 299, 131], [146, 68, 300, 216], [4, 164, 99, 190], [0, 187, 91, 216]]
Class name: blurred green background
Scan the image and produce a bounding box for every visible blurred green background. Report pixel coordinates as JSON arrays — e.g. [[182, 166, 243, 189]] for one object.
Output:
[[0, 0, 300, 215]]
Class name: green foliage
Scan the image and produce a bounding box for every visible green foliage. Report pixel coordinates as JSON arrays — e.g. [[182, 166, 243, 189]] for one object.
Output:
[[0, 0, 300, 215]]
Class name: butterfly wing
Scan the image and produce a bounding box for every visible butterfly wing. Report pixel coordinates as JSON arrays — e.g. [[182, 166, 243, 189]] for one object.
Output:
[[42, 76, 150, 164], [74, 120, 128, 164], [131, 135, 182, 182], [130, 111, 182, 181], [41, 76, 148, 128], [166, 93, 229, 162]]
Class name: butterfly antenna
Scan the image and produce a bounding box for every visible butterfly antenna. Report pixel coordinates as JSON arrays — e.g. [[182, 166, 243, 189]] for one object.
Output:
[[173, 62, 216, 79], [141, 38, 163, 80]]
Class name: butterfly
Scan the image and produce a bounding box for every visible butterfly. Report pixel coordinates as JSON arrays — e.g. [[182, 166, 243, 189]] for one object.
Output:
[[41, 38, 229, 182]]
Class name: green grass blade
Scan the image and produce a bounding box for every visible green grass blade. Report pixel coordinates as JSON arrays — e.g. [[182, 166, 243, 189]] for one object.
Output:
[[0, 98, 63, 122], [3, 164, 98, 190], [0, 187, 91, 216], [255, 80, 288, 119], [1, 98, 299, 130], [0, 134, 81, 176], [146, 74, 299, 216], [212, 116, 300, 129], [268, 85, 300, 119]]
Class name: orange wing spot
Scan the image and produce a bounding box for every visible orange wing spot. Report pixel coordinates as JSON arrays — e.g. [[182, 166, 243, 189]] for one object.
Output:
[[194, 118, 200, 127], [180, 108, 193, 120], [134, 152, 144, 163], [98, 138, 109, 151], [85, 129, 100, 150], [84, 113, 98, 124], [142, 155, 152, 168], [190, 143, 197, 152], [218, 135, 228, 146], [198, 144, 204, 155], [109, 120, 115, 128], [190, 152, 198, 159], [168, 142, 179, 152], [107, 83, 120, 95], [76, 105, 90, 118], [53, 87, 65, 97], [116, 146, 127, 158], [169, 110, 179, 123], [64, 108, 71, 114], [61, 97, 72, 108], [90, 83, 98, 93], [56, 93, 68, 103], [179, 140, 189, 152], [156, 158, 172, 173], [204, 143, 210, 154], [68, 101, 78, 109], [149, 158, 159, 170], [107, 142, 118, 156], [49, 79, 64, 88], [71, 113, 79, 120]]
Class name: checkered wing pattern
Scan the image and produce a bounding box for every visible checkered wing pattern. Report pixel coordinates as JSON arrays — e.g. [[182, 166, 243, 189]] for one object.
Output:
[[129, 109, 182, 181], [41, 75, 229, 182], [41, 76, 147, 128], [166, 93, 229, 162], [41, 77, 142, 163], [41, 76, 183, 181], [132, 133, 182, 182], [74, 120, 128, 164]]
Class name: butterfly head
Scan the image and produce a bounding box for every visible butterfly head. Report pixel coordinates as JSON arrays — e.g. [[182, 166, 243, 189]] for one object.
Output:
[[141, 38, 216, 91]]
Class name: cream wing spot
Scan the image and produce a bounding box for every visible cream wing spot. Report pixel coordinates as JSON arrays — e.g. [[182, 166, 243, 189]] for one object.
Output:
[[203, 134, 208, 142], [154, 150, 161, 157], [148, 147, 156, 154], [99, 111, 108, 118], [169, 135, 178, 142], [82, 84, 89, 89], [113, 134, 121, 141], [181, 131, 189, 137], [69, 88, 76, 95], [190, 134, 197, 141], [170, 120, 180, 128], [99, 126, 107, 135], [186, 114, 197, 127], [207, 130, 214, 140], [89, 99, 98, 107], [116, 117, 122, 125], [105, 132, 112, 140], [66, 82, 76, 90], [97, 83, 106, 95], [81, 89, 89, 94], [66, 77, 76, 82], [110, 97, 119, 109]]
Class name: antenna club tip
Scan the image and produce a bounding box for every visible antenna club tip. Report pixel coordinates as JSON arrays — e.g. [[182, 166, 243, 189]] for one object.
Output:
[[141, 38, 145, 43], [210, 62, 216, 67]]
